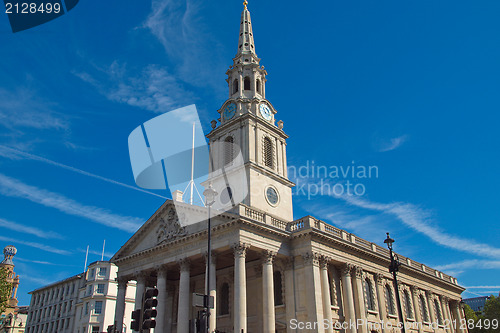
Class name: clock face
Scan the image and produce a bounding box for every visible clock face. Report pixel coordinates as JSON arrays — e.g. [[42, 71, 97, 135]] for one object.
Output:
[[223, 103, 236, 120], [266, 186, 279, 206], [259, 103, 272, 121]]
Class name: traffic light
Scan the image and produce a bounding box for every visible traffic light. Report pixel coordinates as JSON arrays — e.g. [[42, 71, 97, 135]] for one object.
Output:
[[142, 288, 158, 329], [131, 309, 141, 331]]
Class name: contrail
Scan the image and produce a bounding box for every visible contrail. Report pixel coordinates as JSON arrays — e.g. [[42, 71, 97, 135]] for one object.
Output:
[[0, 145, 168, 200]]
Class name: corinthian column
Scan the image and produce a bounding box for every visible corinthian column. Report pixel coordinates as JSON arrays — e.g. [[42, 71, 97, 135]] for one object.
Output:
[[341, 264, 356, 333], [177, 259, 190, 333], [375, 274, 388, 333], [411, 286, 423, 333], [233, 243, 249, 333], [114, 276, 128, 333], [353, 266, 367, 333], [302, 252, 325, 333], [262, 250, 276, 333], [320, 257, 333, 333], [156, 266, 168, 333], [133, 272, 146, 333]]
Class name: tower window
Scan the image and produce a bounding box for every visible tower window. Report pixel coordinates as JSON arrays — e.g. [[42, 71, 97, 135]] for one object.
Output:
[[263, 137, 273, 168], [244, 76, 250, 90], [256, 79, 261, 93], [233, 79, 239, 94], [274, 271, 283, 306], [224, 136, 234, 165]]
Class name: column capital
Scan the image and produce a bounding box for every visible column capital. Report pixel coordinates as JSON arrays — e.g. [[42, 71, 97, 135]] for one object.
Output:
[[134, 271, 148, 283], [319, 255, 331, 269], [232, 242, 250, 258], [410, 285, 419, 295], [261, 250, 276, 264], [177, 258, 191, 272], [341, 263, 354, 277], [375, 273, 384, 285], [116, 276, 129, 287], [353, 266, 363, 278], [302, 251, 320, 266], [425, 290, 434, 298], [156, 265, 168, 279], [203, 251, 217, 265]]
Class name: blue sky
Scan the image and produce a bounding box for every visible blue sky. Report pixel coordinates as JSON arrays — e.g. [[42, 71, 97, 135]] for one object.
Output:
[[1, 0, 499, 305]]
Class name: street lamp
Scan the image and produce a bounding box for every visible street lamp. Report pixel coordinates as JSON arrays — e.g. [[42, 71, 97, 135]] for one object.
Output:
[[384, 232, 406, 333], [203, 184, 217, 333]]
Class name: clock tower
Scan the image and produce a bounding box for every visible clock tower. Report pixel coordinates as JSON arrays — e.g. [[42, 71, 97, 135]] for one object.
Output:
[[206, 1, 294, 221]]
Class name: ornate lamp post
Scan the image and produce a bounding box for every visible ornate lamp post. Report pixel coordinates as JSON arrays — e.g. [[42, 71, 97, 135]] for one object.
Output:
[[203, 184, 217, 333], [384, 232, 406, 333]]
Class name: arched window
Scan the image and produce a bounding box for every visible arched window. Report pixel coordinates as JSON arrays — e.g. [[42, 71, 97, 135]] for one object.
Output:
[[385, 285, 396, 315], [420, 294, 429, 322], [263, 137, 273, 168], [244, 76, 251, 90], [404, 290, 413, 319], [224, 136, 234, 165], [274, 271, 283, 306], [219, 283, 229, 315], [256, 79, 261, 93], [364, 278, 375, 311], [233, 79, 239, 94], [434, 299, 443, 325]]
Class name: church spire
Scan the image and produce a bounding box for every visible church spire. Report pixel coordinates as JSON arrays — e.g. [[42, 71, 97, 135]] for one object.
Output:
[[234, 0, 259, 65]]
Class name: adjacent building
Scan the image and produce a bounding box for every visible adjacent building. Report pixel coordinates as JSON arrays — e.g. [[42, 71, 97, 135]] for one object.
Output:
[[25, 261, 136, 333], [109, 3, 467, 333], [462, 296, 490, 314]]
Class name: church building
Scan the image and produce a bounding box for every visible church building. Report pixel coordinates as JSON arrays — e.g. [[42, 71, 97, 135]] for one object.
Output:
[[110, 2, 466, 333]]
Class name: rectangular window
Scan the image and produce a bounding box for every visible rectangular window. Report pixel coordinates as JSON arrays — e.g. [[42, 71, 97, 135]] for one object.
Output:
[[98, 267, 107, 277], [92, 326, 100, 333], [90, 268, 95, 277], [87, 285, 92, 295], [84, 302, 88, 315], [96, 284, 105, 294], [94, 301, 103, 314]]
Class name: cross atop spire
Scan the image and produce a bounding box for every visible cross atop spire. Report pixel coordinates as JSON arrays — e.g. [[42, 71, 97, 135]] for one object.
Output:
[[234, 0, 258, 65]]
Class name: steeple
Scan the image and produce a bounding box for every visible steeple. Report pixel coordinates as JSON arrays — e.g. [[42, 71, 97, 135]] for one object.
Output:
[[225, 1, 267, 102], [234, 0, 258, 65]]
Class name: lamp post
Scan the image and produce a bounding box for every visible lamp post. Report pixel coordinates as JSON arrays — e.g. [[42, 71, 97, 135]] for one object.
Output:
[[203, 184, 217, 333], [384, 232, 406, 333]]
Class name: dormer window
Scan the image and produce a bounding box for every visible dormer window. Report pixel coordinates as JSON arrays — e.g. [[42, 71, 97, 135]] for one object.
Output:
[[244, 76, 250, 90]]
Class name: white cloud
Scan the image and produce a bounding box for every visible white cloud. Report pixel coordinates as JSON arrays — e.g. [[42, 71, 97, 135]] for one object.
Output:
[[74, 63, 193, 113], [0, 87, 69, 131], [464, 285, 500, 289], [15, 257, 76, 267], [434, 260, 500, 271], [0, 236, 70, 255], [378, 135, 408, 152], [143, 0, 226, 91], [0, 173, 142, 233], [339, 195, 500, 259], [0, 144, 168, 200], [0, 218, 64, 239]]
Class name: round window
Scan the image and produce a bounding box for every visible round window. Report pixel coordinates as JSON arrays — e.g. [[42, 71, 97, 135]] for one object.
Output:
[[266, 186, 279, 206], [220, 187, 233, 205]]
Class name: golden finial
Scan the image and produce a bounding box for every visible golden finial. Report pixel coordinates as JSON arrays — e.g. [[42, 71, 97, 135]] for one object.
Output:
[[243, 0, 248, 9]]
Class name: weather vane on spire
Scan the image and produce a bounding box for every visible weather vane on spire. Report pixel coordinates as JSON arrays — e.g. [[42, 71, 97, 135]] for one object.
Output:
[[244, 0, 248, 9]]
